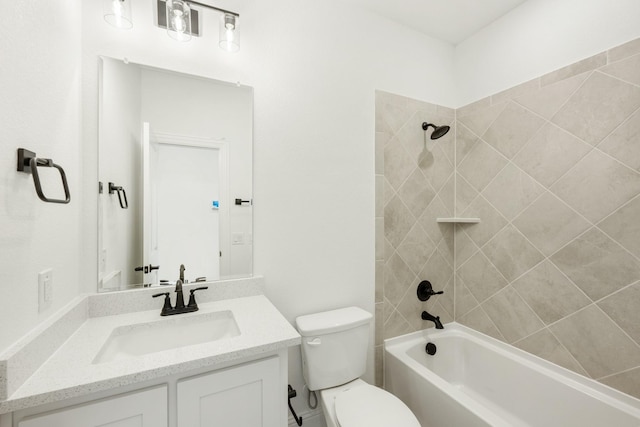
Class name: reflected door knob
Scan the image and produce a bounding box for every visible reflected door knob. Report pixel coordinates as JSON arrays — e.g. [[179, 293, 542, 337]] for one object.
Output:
[[135, 265, 159, 274]]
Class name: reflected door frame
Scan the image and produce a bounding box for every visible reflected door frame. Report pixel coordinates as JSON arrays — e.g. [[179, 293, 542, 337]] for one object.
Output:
[[143, 123, 230, 282]]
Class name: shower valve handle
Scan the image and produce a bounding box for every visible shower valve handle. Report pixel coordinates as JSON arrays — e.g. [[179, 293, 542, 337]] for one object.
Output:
[[417, 280, 443, 301]]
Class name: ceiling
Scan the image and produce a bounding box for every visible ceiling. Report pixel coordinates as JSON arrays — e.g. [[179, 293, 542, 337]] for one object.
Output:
[[341, 0, 528, 45]]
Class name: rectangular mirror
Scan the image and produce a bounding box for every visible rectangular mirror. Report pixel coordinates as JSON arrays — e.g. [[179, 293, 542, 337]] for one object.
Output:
[[98, 56, 253, 292]]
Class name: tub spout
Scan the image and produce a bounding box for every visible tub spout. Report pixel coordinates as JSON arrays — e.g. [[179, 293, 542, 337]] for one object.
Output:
[[422, 310, 444, 329]]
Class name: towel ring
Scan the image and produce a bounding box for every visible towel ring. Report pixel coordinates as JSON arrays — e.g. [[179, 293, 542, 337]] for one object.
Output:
[[17, 148, 70, 204]]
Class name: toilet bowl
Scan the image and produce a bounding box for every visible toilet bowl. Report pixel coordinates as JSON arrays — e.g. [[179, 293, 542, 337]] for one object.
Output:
[[320, 379, 420, 427], [295, 307, 420, 427]]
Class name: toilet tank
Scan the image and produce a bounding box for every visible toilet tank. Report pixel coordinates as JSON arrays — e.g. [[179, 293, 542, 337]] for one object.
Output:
[[296, 307, 372, 391]]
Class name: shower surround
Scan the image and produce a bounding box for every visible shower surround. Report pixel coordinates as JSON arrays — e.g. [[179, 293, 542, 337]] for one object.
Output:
[[375, 37, 640, 398]]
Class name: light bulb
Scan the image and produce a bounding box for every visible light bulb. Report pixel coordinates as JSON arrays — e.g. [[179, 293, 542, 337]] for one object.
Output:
[[112, 0, 122, 15], [225, 28, 235, 42], [172, 10, 186, 33], [166, 0, 192, 42]]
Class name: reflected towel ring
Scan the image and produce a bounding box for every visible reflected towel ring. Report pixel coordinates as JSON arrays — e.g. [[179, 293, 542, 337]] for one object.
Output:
[[17, 148, 70, 204], [108, 182, 129, 209]]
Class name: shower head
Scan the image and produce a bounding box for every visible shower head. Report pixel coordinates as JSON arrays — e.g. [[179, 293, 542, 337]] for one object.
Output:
[[422, 122, 450, 140]]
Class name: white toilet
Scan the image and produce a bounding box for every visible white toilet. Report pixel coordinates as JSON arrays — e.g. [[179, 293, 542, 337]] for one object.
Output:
[[296, 306, 421, 427]]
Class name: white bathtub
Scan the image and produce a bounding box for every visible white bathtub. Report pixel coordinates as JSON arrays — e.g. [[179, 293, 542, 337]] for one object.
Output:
[[385, 323, 640, 427]]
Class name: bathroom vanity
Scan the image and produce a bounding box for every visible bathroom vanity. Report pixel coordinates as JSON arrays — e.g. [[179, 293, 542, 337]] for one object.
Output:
[[0, 277, 300, 427]]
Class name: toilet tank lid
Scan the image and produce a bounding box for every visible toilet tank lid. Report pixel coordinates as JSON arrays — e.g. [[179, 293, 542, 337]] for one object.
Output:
[[296, 307, 372, 336]]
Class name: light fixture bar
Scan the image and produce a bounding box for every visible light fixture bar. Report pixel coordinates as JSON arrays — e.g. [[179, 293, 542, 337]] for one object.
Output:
[[185, 0, 239, 18]]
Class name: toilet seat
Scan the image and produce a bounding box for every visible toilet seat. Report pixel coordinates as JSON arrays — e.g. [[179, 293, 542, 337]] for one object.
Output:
[[334, 384, 420, 427]]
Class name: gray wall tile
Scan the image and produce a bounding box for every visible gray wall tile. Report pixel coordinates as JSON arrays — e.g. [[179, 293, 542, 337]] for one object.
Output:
[[552, 71, 640, 146], [549, 305, 640, 379], [377, 40, 640, 400]]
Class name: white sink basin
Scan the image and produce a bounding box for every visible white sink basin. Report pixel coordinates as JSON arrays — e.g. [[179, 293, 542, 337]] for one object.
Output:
[[93, 311, 240, 364]]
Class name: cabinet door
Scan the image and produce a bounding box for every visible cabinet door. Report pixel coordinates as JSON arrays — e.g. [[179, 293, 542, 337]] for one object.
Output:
[[18, 386, 167, 427], [178, 357, 280, 427]]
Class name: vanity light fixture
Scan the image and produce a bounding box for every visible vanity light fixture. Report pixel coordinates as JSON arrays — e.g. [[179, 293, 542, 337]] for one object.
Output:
[[160, 0, 240, 52], [103, 0, 133, 30]]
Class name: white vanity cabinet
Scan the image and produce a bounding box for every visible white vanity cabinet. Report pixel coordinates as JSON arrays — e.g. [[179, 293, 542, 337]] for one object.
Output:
[[1, 292, 300, 427], [177, 356, 281, 427], [17, 386, 167, 427], [11, 354, 287, 427]]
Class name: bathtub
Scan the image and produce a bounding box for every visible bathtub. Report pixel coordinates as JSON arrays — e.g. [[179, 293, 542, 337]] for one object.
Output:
[[384, 323, 640, 427]]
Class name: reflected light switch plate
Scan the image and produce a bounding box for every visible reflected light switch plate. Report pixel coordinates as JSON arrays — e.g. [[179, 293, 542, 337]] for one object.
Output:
[[232, 232, 244, 245]]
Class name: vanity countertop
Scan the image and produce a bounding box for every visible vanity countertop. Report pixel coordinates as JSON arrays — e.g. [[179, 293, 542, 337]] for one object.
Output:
[[0, 280, 300, 414]]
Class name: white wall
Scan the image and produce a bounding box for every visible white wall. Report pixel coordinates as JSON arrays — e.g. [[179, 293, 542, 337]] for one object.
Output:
[[245, 0, 455, 397], [455, 0, 640, 106], [81, 0, 456, 412], [0, 0, 83, 352]]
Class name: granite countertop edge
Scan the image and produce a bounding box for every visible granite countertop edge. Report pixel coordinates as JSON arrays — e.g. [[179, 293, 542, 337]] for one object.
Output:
[[0, 335, 300, 414]]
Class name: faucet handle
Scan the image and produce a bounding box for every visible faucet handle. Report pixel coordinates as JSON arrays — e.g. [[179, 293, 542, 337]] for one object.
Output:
[[152, 292, 170, 298], [417, 280, 443, 301], [187, 286, 209, 309], [152, 292, 173, 316]]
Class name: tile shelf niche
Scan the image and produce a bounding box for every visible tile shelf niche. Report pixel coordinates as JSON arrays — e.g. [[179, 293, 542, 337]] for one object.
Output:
[[436, 218, 481, 224]]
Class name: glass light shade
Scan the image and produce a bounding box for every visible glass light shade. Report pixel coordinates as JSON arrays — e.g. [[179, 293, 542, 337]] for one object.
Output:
[[219, 14, 240, 53], [166, 0, 192, 42], [103, 0, 133, 30]]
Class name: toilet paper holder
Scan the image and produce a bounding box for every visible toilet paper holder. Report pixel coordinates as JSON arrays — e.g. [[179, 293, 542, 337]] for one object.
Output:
[[288, 384, 303, 426]]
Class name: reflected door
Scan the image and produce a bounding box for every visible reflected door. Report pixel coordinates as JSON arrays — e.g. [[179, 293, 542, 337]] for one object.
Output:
[[143, 125, 226, 284], [156, 142, 221, 282]]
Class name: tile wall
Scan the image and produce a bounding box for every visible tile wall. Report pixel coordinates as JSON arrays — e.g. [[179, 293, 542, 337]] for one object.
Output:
[[375, 38, 640, 397], [374, 91, 456, 385], [455, 37, 640, 399]]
